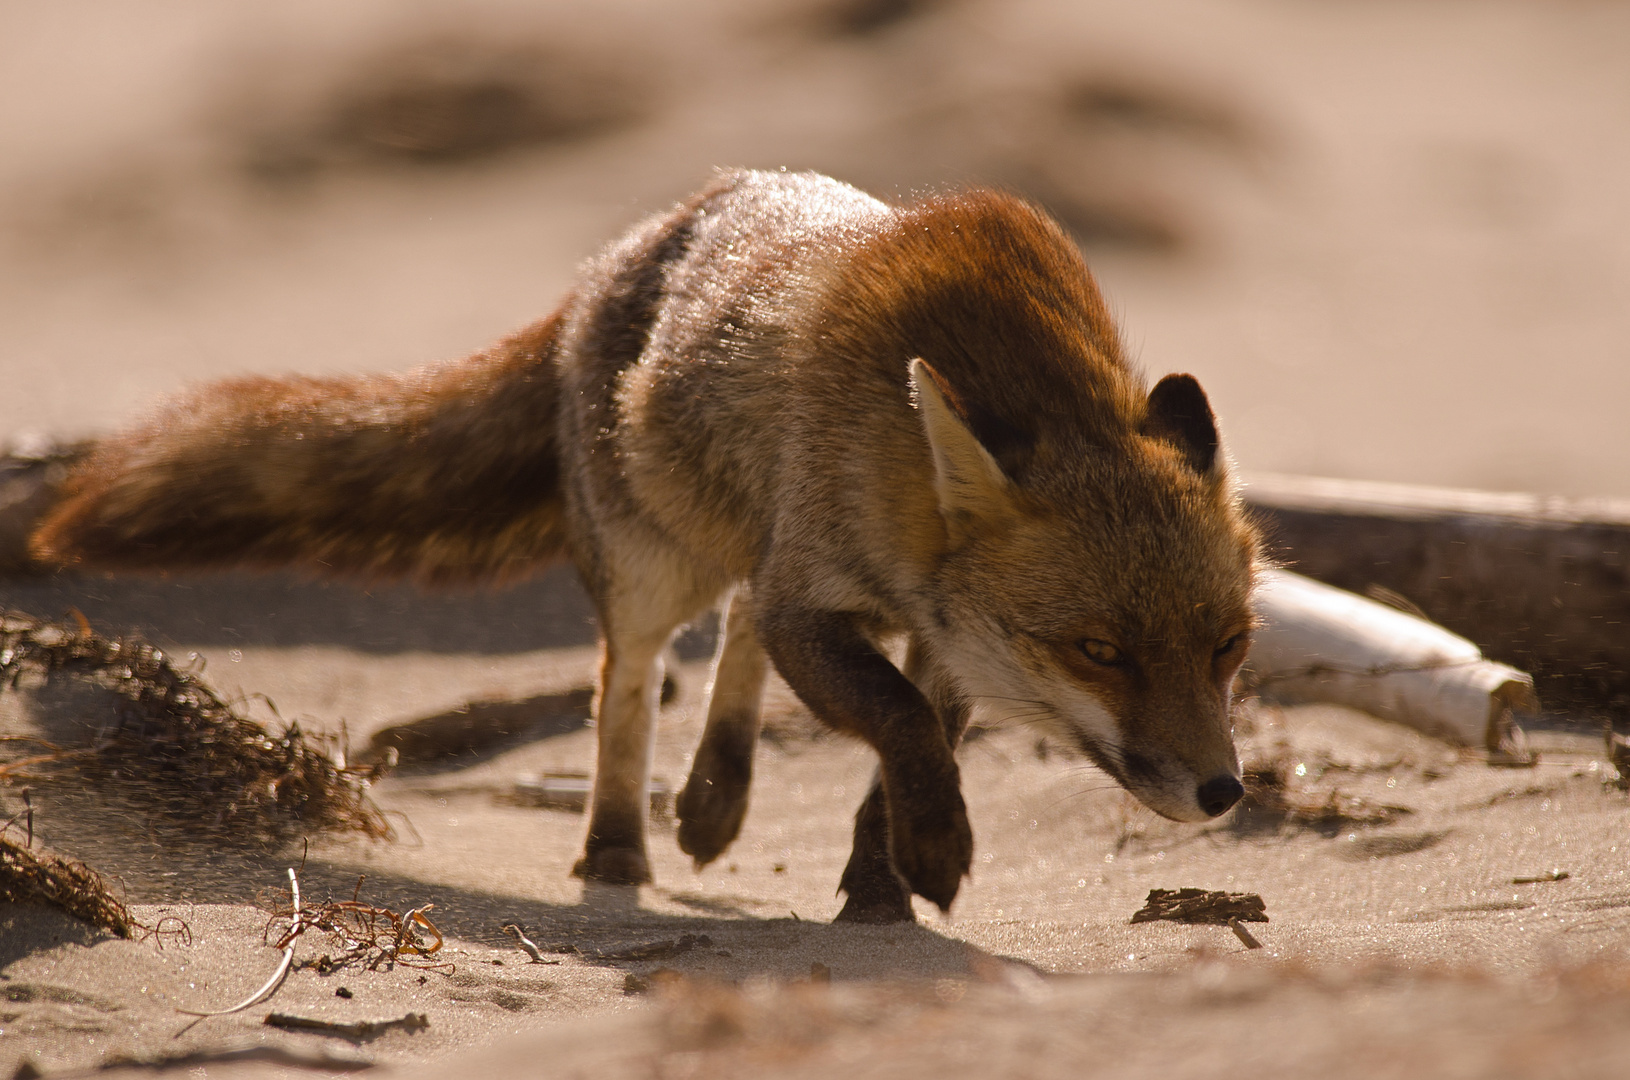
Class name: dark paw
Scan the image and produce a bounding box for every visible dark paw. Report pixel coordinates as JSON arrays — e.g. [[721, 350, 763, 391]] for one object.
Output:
[[887, 785, 972, 912], [834, 893, 915, 924], [834, 863, 914, 924], [676, 776, 750, 868], [675, 733, 754, 868], [571, 845, 651, 885]]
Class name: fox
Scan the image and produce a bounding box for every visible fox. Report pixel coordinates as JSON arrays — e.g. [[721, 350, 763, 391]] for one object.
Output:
[[31, 169, 1260, 922]]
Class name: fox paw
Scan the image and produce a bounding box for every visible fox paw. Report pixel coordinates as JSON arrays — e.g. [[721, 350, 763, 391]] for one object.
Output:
[[886, 787, 972, 912], [834, 893, 915, 924], [571, 845, 651, 885], [834, 870, 914, 924], [676, 733, 754, 867]]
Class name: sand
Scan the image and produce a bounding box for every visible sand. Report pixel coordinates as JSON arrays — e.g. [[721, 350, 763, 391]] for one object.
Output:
[[2, 625, 1628, 1078], [4, 0, 1630, 1076]]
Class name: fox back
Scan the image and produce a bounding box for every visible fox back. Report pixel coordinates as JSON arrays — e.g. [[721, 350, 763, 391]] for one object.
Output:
[[573, 172, 1261, 824]]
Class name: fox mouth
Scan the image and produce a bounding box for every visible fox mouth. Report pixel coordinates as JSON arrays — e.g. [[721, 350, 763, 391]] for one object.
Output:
[[983, 693, 1239, 821], [1074, 737, 1222, 823], [1071, 734, 1147, 792]]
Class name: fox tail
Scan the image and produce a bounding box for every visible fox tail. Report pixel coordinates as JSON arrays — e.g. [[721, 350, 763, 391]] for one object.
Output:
[[30, 309, 571, 587]]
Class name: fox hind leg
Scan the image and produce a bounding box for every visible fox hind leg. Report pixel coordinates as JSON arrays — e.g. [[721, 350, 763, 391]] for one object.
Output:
[[677, 588, 768, 867], [834, 635, 971, 923], [573, 568, 715, 886]]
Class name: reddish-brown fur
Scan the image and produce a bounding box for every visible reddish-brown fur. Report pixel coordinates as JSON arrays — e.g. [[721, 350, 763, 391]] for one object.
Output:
[[33, 170, 1260, 920], [33, 314, 570, 585]]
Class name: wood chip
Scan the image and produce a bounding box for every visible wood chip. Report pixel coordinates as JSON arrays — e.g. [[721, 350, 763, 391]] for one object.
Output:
[[1130, 888, 1269, 925]]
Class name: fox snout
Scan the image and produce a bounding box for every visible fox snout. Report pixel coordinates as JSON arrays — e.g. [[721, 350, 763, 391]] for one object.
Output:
[[1117, 753, 1244, 824], [997, 633, 1252, 825], [1195, 773, 1246, 817]]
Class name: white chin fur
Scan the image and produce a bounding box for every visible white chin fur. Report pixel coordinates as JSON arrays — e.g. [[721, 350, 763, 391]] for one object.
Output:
[[1129, 788, 1212, 823], [939, 630, 1218, 823]]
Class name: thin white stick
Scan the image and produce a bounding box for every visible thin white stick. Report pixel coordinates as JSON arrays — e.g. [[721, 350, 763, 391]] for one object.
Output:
[[177, 868, 304, 1018]]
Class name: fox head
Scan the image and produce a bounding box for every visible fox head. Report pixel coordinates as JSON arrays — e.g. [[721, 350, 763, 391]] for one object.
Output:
[[910, 358, 1259, 823]]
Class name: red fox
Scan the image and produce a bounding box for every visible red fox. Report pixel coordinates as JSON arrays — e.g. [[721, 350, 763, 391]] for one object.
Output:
[[32, 170, 1260, 922]]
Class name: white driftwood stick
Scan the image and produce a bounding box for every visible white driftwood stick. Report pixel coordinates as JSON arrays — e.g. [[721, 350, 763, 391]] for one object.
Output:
[[1249, 569, 1538, 751]]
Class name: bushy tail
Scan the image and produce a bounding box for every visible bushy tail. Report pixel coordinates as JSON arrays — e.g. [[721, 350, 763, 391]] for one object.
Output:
[[31, 307, 571, 587]]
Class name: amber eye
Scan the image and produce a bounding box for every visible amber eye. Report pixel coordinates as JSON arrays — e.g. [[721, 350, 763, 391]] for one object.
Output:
[[1078, 639, 1123, 666], [1214, 635, 1241, 657]]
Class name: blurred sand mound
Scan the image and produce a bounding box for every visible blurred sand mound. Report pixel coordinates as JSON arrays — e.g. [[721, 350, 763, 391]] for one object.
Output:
[[4, 0, 1628, 497]]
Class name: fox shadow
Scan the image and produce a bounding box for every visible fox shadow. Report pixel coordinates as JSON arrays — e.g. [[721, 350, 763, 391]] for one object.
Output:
[[2, 790, 1014, 985], [0, 564, 717, 658]]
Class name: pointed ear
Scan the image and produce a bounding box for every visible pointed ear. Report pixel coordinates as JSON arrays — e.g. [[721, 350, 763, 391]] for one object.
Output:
[[1142, 373, 1220, 475], [910, 358, 1015, 532]]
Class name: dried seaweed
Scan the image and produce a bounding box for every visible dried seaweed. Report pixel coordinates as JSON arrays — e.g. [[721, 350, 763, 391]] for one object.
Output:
[[1229, 750, 1412, 836], [263, 874, 452, 975], [1130, 888, 1269, 926], [0, 830, 134, 937], [0, 610, 389, 842]]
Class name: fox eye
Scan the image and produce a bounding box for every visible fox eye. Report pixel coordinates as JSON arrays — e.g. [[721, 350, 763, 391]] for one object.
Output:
[[1215, 635, 1241, 657], [1077, 639, 1123, 666]]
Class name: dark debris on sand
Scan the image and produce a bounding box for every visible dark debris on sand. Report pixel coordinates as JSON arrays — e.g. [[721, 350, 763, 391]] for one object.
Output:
[[0, 610, 390, 843], [1131, 888, 1269, 926], [0, 830, 135, 938], [1230, 751, 1413, 836]]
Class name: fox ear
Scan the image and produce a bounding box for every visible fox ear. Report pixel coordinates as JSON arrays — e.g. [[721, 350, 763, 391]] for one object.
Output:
[[1142, 373, 1220, 475], [910, 358, 1015, 534]]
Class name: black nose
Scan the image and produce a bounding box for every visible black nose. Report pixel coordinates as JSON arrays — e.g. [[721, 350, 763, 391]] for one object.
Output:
[[1196, 774, 1244, 817]]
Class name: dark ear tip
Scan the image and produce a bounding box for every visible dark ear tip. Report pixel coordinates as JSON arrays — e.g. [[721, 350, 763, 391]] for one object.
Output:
[[1148, 373, 1209, 408], [1143, 373, 1220, 474]]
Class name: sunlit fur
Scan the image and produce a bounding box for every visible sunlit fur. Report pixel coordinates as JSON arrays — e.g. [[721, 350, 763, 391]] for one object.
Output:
[[32, 170, 1261, 912], [909, 440, 1259, 823]]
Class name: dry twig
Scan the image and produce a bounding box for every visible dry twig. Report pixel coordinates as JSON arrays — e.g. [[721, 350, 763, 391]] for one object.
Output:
[[1228, 917, 1264, 949], [501, 922, 557, 964], [179, 867, 306, 1017], [264, 1011, 429, 1041]]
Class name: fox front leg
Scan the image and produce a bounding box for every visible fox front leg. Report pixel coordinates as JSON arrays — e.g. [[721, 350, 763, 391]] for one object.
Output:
[[836, 635, 973, 922], [757, 605, 973, 913]]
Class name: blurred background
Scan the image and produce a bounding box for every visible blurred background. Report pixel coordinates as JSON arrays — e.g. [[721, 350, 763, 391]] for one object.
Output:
[[1, 0, 1627, 497]]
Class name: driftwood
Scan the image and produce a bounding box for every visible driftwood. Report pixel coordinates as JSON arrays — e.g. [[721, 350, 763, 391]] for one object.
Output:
[[264, 1011, 428, 1041], [1250, 570, 1538, 754], [1245, 472, 1630, 714]]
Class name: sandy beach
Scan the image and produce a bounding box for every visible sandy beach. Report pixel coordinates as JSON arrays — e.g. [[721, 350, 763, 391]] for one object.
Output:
[[3, 0, 1630, 1076], [3, 631, 1628, 1077]]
